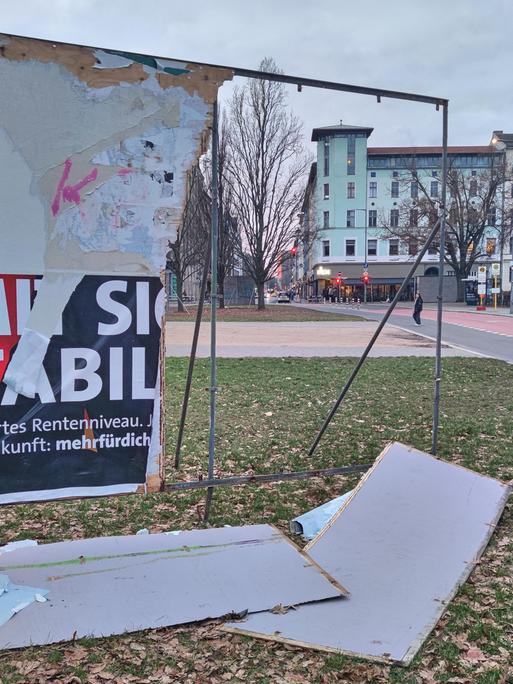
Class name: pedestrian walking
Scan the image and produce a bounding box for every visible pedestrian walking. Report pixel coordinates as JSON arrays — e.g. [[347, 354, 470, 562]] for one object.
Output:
[[413, 292, 423, 325]]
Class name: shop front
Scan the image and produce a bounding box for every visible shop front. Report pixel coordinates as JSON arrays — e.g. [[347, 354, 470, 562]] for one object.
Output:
[[311, 264, 418, 302]]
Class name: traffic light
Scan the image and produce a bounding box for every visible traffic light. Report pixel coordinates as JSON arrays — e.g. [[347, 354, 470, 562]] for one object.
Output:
[[290, 246, 297, 256], [335, 277, 341, 285], [361, 271, 370, 285]]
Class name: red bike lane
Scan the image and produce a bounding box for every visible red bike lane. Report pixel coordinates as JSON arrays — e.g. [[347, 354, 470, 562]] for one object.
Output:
[[371, 307, 513, 337]]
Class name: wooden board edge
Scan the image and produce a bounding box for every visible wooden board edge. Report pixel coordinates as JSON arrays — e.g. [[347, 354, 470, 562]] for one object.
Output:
[[220, 624, 403, 666], [401, 483, 511, 665], [395, 440, 513, 490], [304, 442, 395, 552], [268, 523, 349, 597]]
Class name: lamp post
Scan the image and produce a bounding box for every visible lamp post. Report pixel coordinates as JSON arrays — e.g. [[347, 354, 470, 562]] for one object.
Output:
[[491, 135, 507, 308]]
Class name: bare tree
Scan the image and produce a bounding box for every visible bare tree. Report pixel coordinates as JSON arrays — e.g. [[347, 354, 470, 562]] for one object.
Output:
[[380, 160, 511, 301], [167, 164, 210, 312], [201, 113, 241, 308], [224, 58, 311, 309]]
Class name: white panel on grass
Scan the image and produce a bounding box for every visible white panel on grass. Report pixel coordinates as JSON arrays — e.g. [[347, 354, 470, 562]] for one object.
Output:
[[0, 524, 346, 649], [225, 443, 510, 665]]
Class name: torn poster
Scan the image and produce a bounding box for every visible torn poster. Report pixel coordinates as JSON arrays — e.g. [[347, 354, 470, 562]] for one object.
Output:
[[0, 34, 232, 503]]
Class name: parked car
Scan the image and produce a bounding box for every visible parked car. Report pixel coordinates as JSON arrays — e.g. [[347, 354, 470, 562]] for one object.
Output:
[[277, 291, 291, 303]]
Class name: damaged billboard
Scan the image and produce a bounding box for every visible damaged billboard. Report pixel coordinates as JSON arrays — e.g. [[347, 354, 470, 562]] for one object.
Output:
[[0, 34, 231, 503]]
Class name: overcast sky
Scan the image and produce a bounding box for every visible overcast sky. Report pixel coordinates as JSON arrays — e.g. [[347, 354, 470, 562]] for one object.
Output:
[[1, 0, 511, 151]]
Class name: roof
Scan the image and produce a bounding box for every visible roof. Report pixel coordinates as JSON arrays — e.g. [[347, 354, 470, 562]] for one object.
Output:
[[367, 146, 496, 156], [491, 131, 513, 148], [312, 124, 374, 141]]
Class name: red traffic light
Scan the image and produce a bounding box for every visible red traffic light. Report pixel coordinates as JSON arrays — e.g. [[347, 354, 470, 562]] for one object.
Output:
[[361, 271, 371, 285], [290, 246, 297, 256]]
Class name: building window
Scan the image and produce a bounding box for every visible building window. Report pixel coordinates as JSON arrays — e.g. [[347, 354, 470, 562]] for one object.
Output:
[[391, 180, 399, 198], [369, 181, 377, 198], [389, 239, 399, 256], [370, 171, 376, 177], [367, 238, 377, 256], [346, 239, 356, 257], [323, 210, 329, 229], [486, 237, 497, 255], [368, 209, 377, 227], [322, 239, 330, 257], [347, 181, 356, 199], [487, 206, 496, 226], [469, 179, 478, 196], [411, 181, 418, 199], [430, 181, 439, 198], [408, 239, 418, 255], [409, 208, 418, 226], [471, 170, 477, 176], [390, 208, 399, 227], [323, 183, 330, 199], [347, 209, 355, 227], [392, 171, 399, 178], [432, 170, 438, 177], [324, 140, 330, 176], [347, 135, 355, 175]]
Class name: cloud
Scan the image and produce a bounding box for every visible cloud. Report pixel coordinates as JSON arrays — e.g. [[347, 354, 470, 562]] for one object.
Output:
[[0, 0, 511, 146]]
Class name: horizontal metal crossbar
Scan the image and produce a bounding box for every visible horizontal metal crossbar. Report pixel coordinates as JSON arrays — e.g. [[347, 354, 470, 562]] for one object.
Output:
[[164, 463, 370, 491], [9, 33, 447, 106]]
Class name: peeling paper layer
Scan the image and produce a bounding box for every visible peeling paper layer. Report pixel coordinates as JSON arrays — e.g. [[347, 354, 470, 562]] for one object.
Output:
[[0, 34, 230, 399], [0, 574, 48, 627]]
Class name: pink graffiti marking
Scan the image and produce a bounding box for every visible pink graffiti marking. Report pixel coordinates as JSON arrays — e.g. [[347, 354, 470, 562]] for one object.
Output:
[[118, 167, 134, 176], [51, 159, 99, 216]]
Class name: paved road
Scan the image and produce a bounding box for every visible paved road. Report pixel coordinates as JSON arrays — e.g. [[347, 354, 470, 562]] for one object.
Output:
[[166, 320, 472, 358], [296, 303, 513, 364]]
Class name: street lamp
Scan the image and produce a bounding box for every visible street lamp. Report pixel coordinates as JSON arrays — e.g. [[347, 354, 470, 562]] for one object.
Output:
[[491, 135, 507, 309]]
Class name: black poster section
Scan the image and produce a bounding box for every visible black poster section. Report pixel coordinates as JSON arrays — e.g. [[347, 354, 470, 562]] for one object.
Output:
[[0, 275, 162, 495]]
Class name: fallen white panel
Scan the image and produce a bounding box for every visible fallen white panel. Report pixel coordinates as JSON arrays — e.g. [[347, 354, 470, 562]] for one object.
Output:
[[225, 443, 510, 665], [0, 524, 345, 649]]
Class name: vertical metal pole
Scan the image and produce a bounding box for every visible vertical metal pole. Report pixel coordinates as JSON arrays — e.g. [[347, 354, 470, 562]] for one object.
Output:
[[431, 103, 448, 456], [174, 253, 210, 469], [204, 100, 219, 523], [499, 148, 506, 307], [309, 217, 441, 457], [364, 221, 368, 303]]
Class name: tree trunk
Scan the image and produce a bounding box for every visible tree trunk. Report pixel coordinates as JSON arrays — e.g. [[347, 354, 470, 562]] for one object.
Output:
[[257, 281, 265, 310], [176, 272, 184, 313], [456, 276, 465, 303], [218, 276, 225, 309]]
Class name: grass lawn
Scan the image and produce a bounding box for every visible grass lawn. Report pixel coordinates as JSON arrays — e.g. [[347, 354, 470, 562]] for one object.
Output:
[[167, 303, 364, 323], [0, 357, 511, 683]]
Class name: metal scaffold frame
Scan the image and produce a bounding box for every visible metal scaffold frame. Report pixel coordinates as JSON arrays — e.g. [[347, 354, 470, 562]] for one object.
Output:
[[170, 61, 449, 523]]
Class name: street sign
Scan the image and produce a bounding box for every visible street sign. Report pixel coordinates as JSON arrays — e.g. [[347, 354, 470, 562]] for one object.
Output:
[[477, 266, 487, 283], [491, 263, 500, 275], [363, 262, 368, 269], [478, 283, 486, 295], [491, 287, 500, 294]]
